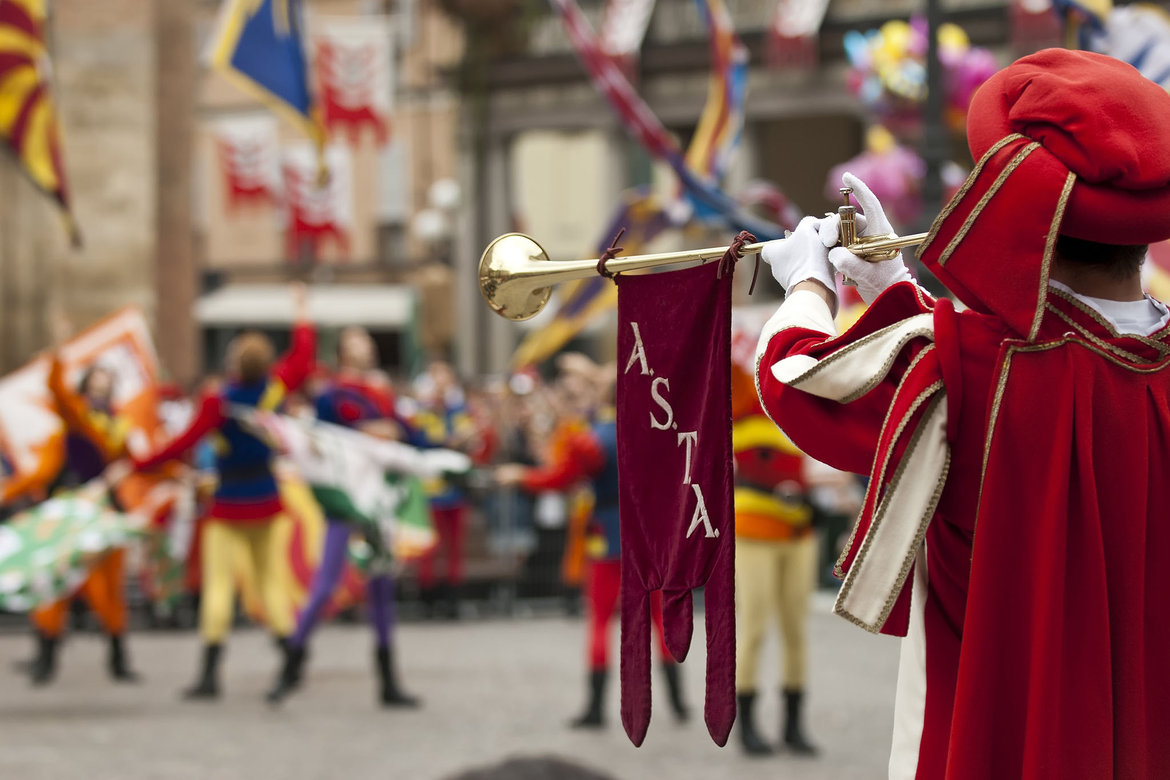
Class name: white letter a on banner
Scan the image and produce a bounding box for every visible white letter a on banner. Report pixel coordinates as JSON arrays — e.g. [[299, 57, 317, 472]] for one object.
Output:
[[625, 322, 650, 376]]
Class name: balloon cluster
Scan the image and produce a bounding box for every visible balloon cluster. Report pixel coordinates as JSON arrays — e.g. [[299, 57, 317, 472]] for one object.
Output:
[[826, 127, 967, 232], [844, 17, 999, 134]]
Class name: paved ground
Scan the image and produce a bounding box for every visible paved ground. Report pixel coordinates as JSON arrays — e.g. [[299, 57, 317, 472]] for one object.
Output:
[[0, 594, 899, 780]]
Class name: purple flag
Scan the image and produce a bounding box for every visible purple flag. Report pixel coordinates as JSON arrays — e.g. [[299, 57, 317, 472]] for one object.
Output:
[[616, 261, 736, 746]]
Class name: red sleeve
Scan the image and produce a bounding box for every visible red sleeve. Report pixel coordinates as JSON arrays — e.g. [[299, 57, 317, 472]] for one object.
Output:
[[757, 283, 933, 475], [522, 430, 604, 492], [133, 394, 224, 471], [272, 323, 316, 394]]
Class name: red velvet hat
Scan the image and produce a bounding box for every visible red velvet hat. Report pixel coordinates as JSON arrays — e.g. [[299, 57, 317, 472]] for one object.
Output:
[[919, 49, 1170, 339]]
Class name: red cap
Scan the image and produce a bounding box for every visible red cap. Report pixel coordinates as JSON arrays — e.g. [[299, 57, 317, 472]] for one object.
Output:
[[967, 48, 1170, 243], [920, 49, 1170, 339]]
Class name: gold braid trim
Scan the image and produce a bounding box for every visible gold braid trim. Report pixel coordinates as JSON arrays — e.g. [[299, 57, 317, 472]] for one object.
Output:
[[920, 133, 1027, 256], [1030, 171, 1077, 341], [832, 348, 939, 579], [835, 390, 949, 634], [936, 142, 1041, 268]]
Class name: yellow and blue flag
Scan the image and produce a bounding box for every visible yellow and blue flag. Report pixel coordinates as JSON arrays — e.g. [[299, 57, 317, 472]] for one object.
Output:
[[207, 0, 324, 149]]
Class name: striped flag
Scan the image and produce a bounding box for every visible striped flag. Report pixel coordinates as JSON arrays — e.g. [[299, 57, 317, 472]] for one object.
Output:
[[0, 0, 78, 244], [683, 0, 748, 221], [550, 0, 783, 241]]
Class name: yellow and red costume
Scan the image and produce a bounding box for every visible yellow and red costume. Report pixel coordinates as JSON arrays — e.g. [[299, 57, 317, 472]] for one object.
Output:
[[731, 365, 817, 754]]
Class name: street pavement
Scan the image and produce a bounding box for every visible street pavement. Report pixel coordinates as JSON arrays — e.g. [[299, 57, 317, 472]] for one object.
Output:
[[0, 593, 899, 780]]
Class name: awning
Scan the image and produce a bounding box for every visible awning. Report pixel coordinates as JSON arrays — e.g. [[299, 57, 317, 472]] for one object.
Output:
[[195, 284, 416, 329]]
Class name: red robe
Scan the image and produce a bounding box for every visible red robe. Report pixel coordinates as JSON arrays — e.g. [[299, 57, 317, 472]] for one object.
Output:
[[757, 281, 1170, 778]]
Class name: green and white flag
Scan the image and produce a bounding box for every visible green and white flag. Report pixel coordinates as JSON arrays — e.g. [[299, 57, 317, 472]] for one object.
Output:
[[0, 492, 134, 612], [236, 408, 471, 569]]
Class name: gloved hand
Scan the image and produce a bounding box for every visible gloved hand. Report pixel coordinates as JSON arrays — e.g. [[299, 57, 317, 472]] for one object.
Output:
[[829, 171, 916, 304], [760, 214, 840, 304]]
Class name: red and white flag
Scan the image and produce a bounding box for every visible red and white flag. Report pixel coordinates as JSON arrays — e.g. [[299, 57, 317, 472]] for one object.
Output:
[[599, 0, 656, 66], [214, 115, 282, 213], [313, 15, 394, 147], [616, 260, 736, 747], [1010, 0, 1063, 51], [768, 0, 829, 68], [280, 142, 353, 262]]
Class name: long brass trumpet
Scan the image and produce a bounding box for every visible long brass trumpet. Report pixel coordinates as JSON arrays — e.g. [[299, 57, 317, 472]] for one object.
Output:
[[479, 188, 928, 321]]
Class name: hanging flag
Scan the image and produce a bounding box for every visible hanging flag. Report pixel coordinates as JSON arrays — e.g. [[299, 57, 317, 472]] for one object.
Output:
[[0, 0, 79, 244], [1010, 0, 1063, 51], [280, 142, 353, 262], [599, 0, 657, 66], [213, 115, 282, 213], [511, 191, 671, 368], [616, 256, 736, 747], [768, 0, 829, 68], [549, 0, 784, 241], [313, 15, 394, 147], [207, 0, 325, 155]]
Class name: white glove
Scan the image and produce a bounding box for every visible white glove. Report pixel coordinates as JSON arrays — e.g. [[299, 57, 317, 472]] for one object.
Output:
[[829, 172, 916, 304], [760, 214, 840, 303]]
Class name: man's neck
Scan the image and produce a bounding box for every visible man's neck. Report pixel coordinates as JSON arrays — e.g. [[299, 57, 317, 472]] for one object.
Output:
[[1049, 262, 1145, 302]]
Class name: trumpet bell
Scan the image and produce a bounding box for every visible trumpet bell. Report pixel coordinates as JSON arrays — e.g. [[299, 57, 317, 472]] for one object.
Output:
[[479, 233, 555, 321]]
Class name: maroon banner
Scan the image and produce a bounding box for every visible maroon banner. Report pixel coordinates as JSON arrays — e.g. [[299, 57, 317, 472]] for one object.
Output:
[[617, 261, 735, 747]]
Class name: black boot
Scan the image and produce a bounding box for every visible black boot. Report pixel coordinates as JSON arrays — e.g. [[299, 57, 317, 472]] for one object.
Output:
[[419, 586, 438, 619], [441, 582, 462, 621], [182, 644, 222, 700], [737, 692, 772, 756], [376, 644, 420, 708], [661, 663, 690, 723], [266, 641, 307, 705], [782, 688, 818, 756], [29, 633, 58, 686], [570, 669, 606, 729], [107, 634, 140, 683]]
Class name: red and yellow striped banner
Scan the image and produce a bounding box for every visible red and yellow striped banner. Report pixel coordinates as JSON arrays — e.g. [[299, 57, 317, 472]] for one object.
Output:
[[0, 0, 77, 242]]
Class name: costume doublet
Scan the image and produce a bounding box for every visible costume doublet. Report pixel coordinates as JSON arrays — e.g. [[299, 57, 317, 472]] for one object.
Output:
[[757, 50, 1170, 778]]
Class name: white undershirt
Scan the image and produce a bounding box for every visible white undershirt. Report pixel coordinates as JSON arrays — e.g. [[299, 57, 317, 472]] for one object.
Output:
[[1049, 280, 1170, 336]]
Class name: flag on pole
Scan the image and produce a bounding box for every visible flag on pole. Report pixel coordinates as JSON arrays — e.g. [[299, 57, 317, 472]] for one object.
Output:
[[0, 0, 79, 244], [207, 0, 326, 160]]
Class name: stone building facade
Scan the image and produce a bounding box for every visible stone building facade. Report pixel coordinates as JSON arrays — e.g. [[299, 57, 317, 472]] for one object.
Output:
[[0, 0, 462, 383]]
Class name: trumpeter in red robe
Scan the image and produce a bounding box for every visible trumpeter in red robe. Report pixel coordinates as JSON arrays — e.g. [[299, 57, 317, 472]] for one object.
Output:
[[755, 49, 1170, 778]]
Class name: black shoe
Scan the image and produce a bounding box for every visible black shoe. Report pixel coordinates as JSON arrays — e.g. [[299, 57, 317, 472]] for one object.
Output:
[[737, 691, 773, 756], [266, 642, 307, 705], [376, 644, 420, 708], [108, 634, 140, 683], [661, 663, 689, 723], [569, 669, 606, 729], [182, 644, 222, 701], [29, 633, 58, 687], [782, 688, 819, 756]]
